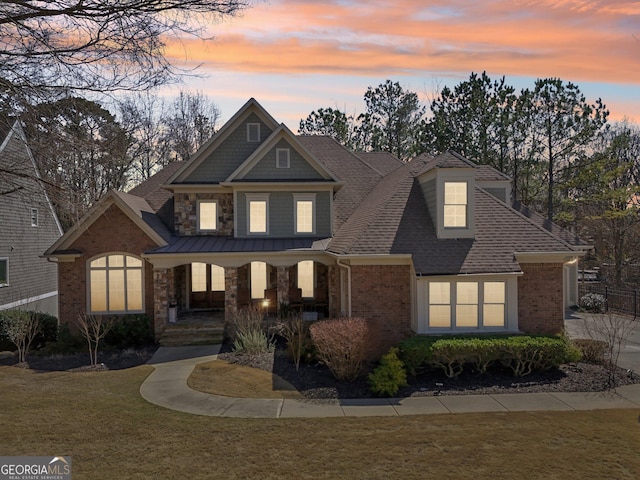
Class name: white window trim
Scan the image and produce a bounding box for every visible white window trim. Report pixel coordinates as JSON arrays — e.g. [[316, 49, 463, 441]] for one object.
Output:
[[247, 123, 260, 142], [30, 208, 38, 227], [293, 193, 316, 235], [87, 253, 145, 314], [197, 199, 218, 233], [276, 148, 290, 168], [421, 277, 513, 333], [443, 181, 468, 229], [0, 257, 8, 287], [246, 193, 270, 235]]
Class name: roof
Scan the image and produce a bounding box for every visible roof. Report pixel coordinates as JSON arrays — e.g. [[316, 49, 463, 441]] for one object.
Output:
[[147, 236, 329, 255], [128, 162, 184, 212], [476, 164, 511, 182], [328, 154, 578, 275], [511, 201, 591, 248], [355, 152, 404, 176]]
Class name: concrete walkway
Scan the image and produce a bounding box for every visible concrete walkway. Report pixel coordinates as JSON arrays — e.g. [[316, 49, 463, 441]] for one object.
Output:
[[140, 345, 640, 418]]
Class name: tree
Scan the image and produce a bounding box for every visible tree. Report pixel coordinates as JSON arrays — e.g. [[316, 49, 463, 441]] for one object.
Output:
[[568, 122, 640, 285], [0, 309, 41, 363], [75, 312, 114, 367], [298, 107, 357, 149], [161, 91, 220, 162], [528, 78, 608, 220], [357, 80, 426, 161], [24, 97, 131, 229], [0, 0, 247, 100]]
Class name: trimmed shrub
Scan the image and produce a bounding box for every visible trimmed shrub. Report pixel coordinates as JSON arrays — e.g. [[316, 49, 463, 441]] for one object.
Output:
[[398, 336, 435, 376], [368, 347, 408, 397], [429, 338, 469, 378], [309, 317, 370, 382], [572, 338, 607, 364], [497, 336, 581, 377], [580, 293, 606, 313], [104, 314, 153, 349]]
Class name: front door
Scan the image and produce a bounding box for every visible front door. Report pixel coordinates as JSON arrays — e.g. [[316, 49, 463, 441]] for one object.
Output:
[[190, 263, 225, 309]]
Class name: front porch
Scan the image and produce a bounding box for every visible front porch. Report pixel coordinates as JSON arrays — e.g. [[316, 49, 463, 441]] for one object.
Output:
[[152, 258, 340, 342]]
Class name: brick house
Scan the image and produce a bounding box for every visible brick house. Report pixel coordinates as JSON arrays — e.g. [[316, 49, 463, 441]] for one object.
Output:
[[1, 118, 63, 316], [44, 98, 582, 351]]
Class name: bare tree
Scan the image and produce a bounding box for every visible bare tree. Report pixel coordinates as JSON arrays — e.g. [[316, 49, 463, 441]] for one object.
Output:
[[75, 312, 114, 367], [0, 309, 41, 363], [0, 1, 247, 100]]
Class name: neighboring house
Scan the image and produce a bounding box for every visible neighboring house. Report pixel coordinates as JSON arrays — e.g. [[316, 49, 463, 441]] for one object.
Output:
[[0, 118, 63, 316], [44, 99, 582, 352]]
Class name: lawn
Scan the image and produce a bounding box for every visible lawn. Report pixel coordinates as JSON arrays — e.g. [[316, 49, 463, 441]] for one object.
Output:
[[1, 364, 639, 479]]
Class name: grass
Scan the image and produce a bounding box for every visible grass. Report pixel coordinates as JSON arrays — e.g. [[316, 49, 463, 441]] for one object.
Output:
[[1, 364, 640, 479], [188, 360, 304, 399]]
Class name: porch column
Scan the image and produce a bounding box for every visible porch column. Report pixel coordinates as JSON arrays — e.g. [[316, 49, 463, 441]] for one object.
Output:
[[328, 264, 340, 319], [276, 266, 289, 310], [153, 267, 174, 338], [225, 266, 238, 324]]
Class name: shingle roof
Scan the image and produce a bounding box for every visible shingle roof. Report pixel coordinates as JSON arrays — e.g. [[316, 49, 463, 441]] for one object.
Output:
[[511, 200, 591, 248], [328, 154, 578, 275], [355, 152, 404, 175], [297, 136, 383, 230], [128, 162, 184, 212], [476, 164, 510, 182], [112, 190, 173, 242]]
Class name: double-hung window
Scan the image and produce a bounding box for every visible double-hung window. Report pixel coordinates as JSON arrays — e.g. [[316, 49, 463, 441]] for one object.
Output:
[[294, 193, 316, 234], [444, 182, 467, 228], [89, 254, 143, 313], [246, 193, 269, 234]]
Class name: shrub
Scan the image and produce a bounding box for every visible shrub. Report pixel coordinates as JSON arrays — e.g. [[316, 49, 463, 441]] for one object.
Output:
[[429, 338, 470, 377], [230, 306, 274, 355], [309, 317, 370, 382], [0, 309, 41, 362], [398, 336, 435, 376], [368, 347, 408, 397], [104, 314, 153, 349], [497, 336, 581, 377], [580, 293, 606, 313], [275, 313, 312, 371], [33, 312, 58, 349], [38, 324, 84, 355], [572, 338, 607, 364]]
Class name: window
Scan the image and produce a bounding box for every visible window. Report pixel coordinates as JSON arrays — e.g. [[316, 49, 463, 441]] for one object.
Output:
[[247, 194, 269, 234], [197, 200, 218, 232], [427, 280, 505, 330], [247, 123, 260, 142], [444, 182, 467, 228], [250, 261, 267, 299], [276, 148, 290, 168], [89, 254, 143, 313], [0, 258, 8, 287], [294, 193, 316, 234], [191, 263, 225, 292], [30, 208, 38, 227], [297, 261, 314, 298]]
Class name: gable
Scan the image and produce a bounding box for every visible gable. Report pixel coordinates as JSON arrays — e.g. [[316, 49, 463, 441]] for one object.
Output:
[[182, 113, 275, 183], [241, 138, 327, 181]]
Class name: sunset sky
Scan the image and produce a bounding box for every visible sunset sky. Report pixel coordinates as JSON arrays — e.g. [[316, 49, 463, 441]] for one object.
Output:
[[164, 0, 640, 130]]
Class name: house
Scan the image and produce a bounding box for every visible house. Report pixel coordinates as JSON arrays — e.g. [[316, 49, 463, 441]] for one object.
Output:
[[0, 118, 63, 316], [44, 99, 581, 352]]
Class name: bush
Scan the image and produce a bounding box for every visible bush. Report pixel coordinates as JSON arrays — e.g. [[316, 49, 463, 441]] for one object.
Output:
[[274, 314, 313, 371], [580, 293, 606, 313], [104, 314, 153, 349], [38, 324, 84, 355], [497, 336, 581, 377], [309, 317, 370, 382], [230, 306, 274, 355], [572, 338, 607, 364], [0, 309, 42, 362], [368, 347, 408, 397], [398, 336, 435, 376]]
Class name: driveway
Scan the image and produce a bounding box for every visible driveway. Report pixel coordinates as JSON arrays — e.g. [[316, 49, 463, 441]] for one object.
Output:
[[564, 310, 640, 373]]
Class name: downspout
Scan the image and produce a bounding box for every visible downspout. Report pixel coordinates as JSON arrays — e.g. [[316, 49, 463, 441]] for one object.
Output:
[[336, 258, 351, 317]]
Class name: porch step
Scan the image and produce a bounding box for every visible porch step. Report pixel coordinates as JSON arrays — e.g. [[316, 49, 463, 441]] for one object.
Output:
[[158, 323, 226, 347]]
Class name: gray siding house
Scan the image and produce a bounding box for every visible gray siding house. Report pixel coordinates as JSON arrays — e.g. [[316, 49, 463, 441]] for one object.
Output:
[[0, 118, 63, 316]]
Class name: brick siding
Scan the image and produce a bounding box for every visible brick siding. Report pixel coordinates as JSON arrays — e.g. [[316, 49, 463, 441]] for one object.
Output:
[[518, 263, 564, 334], [58, 204, 158, 333], [349, 264, 413, 357]]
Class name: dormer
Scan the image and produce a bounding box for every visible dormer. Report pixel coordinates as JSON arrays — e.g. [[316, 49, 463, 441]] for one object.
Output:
[[417, 151, 476, 239], [476, 165, 512, 203]]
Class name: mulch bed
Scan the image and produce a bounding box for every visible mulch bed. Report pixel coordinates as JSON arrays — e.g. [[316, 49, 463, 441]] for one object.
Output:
[[0, 347, 156, 372], [219, 337, 640, 399]]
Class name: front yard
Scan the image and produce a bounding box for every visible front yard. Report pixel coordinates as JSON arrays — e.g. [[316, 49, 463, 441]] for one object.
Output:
[[1, 363, 639, 479]]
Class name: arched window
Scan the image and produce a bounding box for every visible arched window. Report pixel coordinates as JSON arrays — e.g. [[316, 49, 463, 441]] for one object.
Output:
[[89, 254, 143, 313]]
